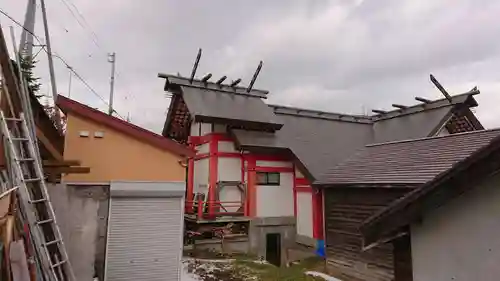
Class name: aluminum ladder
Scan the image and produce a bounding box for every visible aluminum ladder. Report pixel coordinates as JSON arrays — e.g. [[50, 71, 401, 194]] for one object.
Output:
[[0, 111, 75, 281]]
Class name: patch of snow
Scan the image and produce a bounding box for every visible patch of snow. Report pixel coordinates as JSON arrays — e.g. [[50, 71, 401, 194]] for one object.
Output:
[[181, 261, 199, 281], [305, 271, 343, 281]]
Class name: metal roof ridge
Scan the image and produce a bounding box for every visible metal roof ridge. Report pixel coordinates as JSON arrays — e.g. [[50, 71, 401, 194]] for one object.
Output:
[[270, 104, 374, 124], [159, 73, 269, 98], [366, 127, 500, 148], [372, 90, 479, 121]]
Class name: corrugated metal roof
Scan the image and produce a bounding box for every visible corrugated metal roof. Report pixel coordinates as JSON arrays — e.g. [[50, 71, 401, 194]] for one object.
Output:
[[315, 129, 500, 185], [181, 86, 282, 129]]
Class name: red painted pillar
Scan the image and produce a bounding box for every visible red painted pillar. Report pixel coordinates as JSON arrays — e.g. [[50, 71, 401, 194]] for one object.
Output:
[[293, 167, 298, 217], [208, 135, 218, 218], [247, 156, 257, 217], [186, 143, 195, 213], [312, 187, 324, 240]]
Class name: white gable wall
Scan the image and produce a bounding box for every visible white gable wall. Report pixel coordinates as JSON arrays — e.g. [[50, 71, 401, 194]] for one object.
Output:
[[296, 191, 313, 238], [411, 172, 500, 281], [256, 168, 294, 217]]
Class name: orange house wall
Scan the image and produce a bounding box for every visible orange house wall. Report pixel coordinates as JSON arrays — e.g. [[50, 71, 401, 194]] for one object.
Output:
[[62, 113, 186, 183]]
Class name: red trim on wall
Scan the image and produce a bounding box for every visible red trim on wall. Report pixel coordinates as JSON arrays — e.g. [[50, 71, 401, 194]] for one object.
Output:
[[293, 167, 297, 217], [195, 152, 241, 160], [190, 133, 233, 146], [247, 156, 257, 217], [295, 186, 312, 192], [312, 188, 324, 239], [295, 178, 310, 186], [208, 135, 219, 217], [186, 143, 195, 212], [254, 166, 294, 173]]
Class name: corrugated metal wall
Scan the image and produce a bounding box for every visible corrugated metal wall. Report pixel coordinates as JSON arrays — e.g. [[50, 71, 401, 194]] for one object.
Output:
[[324, 188, 410, 281], [105, 197, 183, 281]]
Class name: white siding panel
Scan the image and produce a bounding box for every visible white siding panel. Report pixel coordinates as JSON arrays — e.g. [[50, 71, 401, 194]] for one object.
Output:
[[218, 141, 237, 152], [256, 173, 294, 217], [213, 124, 226, 133], [194, 159, 209, 194], [218, 158, 241, 182], [197, 143, 209, 154], [256, 160, 293, 168], [219, 186, 242, 213], [295, 167, 304, 178], [296, 192, 313, 238], [411, 173, 500, 281], [200, 123, 212, 135], [190, 122, 199, 136], [106, 198, 183, 281]]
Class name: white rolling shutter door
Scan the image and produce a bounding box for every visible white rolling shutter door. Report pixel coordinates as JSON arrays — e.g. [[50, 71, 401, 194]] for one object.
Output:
[[105, 187, 183, 281]]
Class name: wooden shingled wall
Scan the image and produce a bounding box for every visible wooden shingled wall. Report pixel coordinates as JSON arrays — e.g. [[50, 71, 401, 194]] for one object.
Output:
[[323, 187, 412, 281]]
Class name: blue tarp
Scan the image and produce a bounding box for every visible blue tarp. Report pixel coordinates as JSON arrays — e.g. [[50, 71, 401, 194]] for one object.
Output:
[[315, 239, 325, 258]]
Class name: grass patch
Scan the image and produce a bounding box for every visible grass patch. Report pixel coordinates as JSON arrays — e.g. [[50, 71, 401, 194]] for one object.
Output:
[[232, 257, 326, 281]]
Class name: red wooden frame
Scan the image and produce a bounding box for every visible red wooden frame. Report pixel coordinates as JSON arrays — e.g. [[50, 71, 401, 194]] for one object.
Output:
[[294, 177, 324, 240], [187, 130, 323, 236]]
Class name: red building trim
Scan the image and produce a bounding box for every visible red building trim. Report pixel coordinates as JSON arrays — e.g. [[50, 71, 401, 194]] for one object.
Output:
[[312, 188, 324, 239], [208, 135, 219, 217], [294, 176, 324, 240], [186, 143, 195, 212], [295, 186, 312, 192], [190, 133, 233, 146], [293, 168, 297, 217], [295, 178, 310, 186], [247, 157, 257, 217], [195, 152, 241, 160]]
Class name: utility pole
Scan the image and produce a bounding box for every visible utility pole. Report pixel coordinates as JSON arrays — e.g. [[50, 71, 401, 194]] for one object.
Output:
[[40, 0, 58, 102], [108, 52, 116, 115], [19, 0, 36, 58]]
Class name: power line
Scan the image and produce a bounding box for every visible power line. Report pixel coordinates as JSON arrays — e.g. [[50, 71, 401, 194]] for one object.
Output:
[[0, 8, 126, 119], [58, 0, 100, 49]]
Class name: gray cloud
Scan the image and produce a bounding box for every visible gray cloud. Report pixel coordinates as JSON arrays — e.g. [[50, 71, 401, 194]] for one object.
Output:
[[3, 0, 500, 132]]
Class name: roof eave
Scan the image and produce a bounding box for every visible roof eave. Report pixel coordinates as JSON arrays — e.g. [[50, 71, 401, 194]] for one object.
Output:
[[360, 133, 500, 247]]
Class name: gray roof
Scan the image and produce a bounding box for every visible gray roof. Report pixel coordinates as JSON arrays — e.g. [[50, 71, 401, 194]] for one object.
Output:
[[181, 86, 283, 129], [273, 114, 373, 178], [229, 92, 480, 180], [231, 129, 284, 149], [315, 129, 500, 185], [372, 106, 451, 143]]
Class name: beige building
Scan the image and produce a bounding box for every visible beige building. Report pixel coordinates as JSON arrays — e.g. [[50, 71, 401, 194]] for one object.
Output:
[[57, 95, 193, 183]]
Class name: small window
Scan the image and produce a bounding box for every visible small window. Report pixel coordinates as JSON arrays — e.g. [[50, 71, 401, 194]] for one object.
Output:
[[257, 172, 280, 186]]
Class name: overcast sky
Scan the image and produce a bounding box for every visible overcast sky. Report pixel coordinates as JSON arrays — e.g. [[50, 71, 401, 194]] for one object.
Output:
[[2, 0, 500, 132]]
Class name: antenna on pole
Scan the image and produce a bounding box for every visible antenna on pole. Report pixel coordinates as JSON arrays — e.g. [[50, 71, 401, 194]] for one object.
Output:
[[247, 60, 263, 92], [430, 74, 452, 102], [190, 48, 202, 83]]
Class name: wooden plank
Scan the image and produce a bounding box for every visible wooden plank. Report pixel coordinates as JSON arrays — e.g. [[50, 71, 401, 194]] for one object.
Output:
[[44, 166, 90, 174], [36, 126, 63, 161], [42, 160, 81, 167]]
